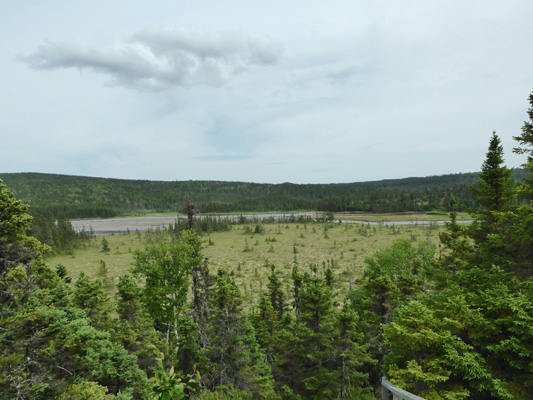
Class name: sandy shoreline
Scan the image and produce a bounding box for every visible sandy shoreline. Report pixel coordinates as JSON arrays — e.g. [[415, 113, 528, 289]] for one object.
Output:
[[70, 212, 465, 235]]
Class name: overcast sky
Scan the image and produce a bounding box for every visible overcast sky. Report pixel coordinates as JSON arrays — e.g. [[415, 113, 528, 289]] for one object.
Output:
[[2, 1, 533, 184]]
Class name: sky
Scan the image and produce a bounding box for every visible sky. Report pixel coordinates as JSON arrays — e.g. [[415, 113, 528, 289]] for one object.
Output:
[[2, 1, 533, 184]]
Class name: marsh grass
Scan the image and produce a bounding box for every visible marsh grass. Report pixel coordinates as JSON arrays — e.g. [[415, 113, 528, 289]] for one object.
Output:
[[48, 222, 445, 305]]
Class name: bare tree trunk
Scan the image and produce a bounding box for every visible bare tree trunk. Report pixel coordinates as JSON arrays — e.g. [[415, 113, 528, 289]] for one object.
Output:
[[173, 293, 180, 357]]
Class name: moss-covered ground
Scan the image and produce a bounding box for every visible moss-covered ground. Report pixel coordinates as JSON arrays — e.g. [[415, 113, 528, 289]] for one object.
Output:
[[48, 221, 446, 305]]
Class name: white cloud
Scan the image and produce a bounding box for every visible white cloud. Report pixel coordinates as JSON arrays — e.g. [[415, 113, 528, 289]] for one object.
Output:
[[19, 29, 284, 91], [4, 1, 533, 183]]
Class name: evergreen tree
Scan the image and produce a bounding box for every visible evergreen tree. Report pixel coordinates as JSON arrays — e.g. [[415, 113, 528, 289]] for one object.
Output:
[[266, 264, 287, 320], [73, 271, 113, 330], [437, 195, 472, 279], [183, 198, 196, 230], [473, 132, 515, 212], [383, 125, 533, 399], [0, 257, 149, 398], [205, 268, 275, 397], [505, 92, 533, 278], [191, 258, 213, 353], [383, 262, 533, 400], [250, 294, 280, 367], [276, 266, 373, 399], [295, 269, 339, 399], [467, 132, 517, 272], [115, 274, 143, 322], [513, 91, 533, 198], [250, 265, 287, 370], [335, 303, 373, 399], [0, 179, 48, 275], [114, 274, 164, 374], [346, 239, 435, 392], [101, 237, 111, 253]]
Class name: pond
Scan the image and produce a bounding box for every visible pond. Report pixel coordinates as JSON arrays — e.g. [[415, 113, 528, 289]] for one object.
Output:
[[70, 212, 470, 235]]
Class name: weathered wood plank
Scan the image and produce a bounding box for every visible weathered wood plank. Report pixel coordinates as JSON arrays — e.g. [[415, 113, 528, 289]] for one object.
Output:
[[382, 377, 426, 400]]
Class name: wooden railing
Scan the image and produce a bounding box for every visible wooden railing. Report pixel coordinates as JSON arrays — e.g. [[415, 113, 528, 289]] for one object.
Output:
[[382, 377, 426, 400]]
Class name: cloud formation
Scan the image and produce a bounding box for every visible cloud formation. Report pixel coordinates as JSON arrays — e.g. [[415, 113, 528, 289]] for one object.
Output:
[[5, 1, 533, 183], [20, 29, 283, 91]]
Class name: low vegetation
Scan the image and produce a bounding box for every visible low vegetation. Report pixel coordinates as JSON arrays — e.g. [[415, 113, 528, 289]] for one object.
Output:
[[47, 221, 446, 306]]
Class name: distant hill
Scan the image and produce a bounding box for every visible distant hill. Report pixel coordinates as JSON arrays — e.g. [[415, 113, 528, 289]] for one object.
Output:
[[0, 171, 524, 219]]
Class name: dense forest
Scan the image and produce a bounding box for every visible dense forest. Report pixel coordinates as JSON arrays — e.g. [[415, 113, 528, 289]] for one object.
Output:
[[3, 169, 527, 219], [0, 170, 498, 258], [1, 94, 533, 399]]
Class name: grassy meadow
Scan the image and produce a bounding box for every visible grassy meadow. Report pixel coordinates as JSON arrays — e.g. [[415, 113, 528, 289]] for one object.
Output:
[[48, 221, 447, 305]]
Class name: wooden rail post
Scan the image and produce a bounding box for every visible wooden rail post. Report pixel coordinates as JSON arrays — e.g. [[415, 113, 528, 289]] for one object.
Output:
[[382, 376, 426, 400]]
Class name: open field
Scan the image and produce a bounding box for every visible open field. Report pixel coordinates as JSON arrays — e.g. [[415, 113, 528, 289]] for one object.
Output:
[[48, 221, 447, 305]]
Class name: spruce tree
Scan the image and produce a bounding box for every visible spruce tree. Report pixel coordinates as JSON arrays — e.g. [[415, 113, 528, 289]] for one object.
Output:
[[513, 91, 533, 196], [250, 294, 280, 366], [206, 268, 275, 397], [183, 198, 196, 230], [383, 118, 533, 399], [335, 303, 373, 399], [468, 132, 516, 271], [73, 271, 113, 331], [474, 132, 514, 212], [0, 179, 48, 275], [266, 264, 287, 320], [277, 268, 338, 398], [347, 239, 435, 391], [191, 257, 213, 352], [114, 274, 164, 374]]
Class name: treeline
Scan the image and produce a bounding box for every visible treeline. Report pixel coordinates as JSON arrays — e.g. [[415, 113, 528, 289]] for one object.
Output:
[[31, 215, 92, 255], [3, 170, 526, 219]]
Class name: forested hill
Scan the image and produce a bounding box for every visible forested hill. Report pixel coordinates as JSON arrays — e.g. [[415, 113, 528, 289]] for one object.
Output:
[[0, 170, 524, 218]]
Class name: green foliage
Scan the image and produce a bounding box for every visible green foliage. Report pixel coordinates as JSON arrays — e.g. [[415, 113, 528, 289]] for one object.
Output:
[[115, 273, 143, 321], [0, 179, 49, 274], [183, 199, 196, 231], [0, 261, 149, 398], [193, 388, 255, 399], [55, 263, 72, 284], [274, 267, 372, 399], [32, 214, 82, 255], [5, 96, 533, 399], [267, 265, 287, 320], [150, 352, 198, 400], [383, 270, 533, 400], [56, 380, 121, 399], [384, 298, 493, 400], [205, 268, 275, 397], [348, 239, 435, 327], [0, 170, 495, 219], [513, 92, 533, 198], [250, 294, 280, 366], [73, 271, 113, 330], [101, 237, 111, 252], [132, 230, 202, 358], [335, 302, 374, 399], [0, 186, 151, 398], [113, 274, 164, 376], [473, 132, 515, 212], [381, 124, 533, 399]]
